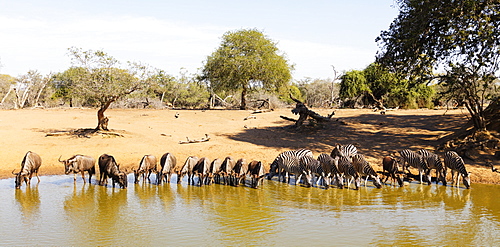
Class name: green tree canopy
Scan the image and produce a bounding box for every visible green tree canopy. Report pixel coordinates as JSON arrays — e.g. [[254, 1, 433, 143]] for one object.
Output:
[[66, 47, 149, 130], [200, 28, 293, 109], [376, 0, 500, 130]]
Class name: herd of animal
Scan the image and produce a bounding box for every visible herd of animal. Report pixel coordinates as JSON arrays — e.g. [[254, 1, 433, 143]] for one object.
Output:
[[11, 144, 472, 190]]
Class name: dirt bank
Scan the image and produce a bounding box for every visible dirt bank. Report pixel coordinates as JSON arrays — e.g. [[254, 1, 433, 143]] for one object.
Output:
[[1, 107, 499, 184]]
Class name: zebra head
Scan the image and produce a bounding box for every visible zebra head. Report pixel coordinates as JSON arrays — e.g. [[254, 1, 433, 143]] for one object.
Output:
[[463, 172, 471, 189], [372, 176, 382, 189]]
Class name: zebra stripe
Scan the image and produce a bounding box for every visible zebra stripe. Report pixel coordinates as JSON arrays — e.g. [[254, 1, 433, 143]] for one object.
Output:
[[331, 144, 358, 160], [337, 156, 359, 189], [444, 151, 471, 189], [317, 153, 341, 188], [351, 154, 382, 188], [399, 149, 429, 184], [300, 155, 323, 187], [268, 149, 312, 184], [418, 149, 447, 185]]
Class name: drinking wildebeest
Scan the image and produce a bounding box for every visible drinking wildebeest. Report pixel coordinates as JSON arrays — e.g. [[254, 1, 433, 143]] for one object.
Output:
[[157, 153, 177, 184], [247, 160, 265, 188], [178, 156, 199, 185], [232, 158, 248, 187], [12, 151, 42, 189], [220, 156, 236, 185], [133, 155, 157, 184], [98, 154, 128, 189], [59, 154, 96, 183], [192, 157, 210, 186]]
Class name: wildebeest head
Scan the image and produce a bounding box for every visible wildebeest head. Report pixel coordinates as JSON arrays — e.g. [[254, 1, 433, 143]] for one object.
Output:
[[59, 155, 79, 175], [12, 170, 26, 189], [116, 172, 128, 188]]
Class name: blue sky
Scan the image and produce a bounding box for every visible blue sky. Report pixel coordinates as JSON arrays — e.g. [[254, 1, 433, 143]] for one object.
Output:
[[0, 0, 399, 80]]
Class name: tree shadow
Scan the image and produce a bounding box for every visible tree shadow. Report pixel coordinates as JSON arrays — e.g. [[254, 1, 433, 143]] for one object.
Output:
[[227, 112, 468, 159]]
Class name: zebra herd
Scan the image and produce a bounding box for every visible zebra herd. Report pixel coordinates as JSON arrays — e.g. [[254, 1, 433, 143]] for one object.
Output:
[[267, 144, 471, 189], [11, 145, 471, 190]]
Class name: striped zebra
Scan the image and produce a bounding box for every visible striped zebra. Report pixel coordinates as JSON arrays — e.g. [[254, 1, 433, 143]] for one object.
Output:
[[351, 154, 382, 188], [300, 155, 324, 187], [418, 149, 447, 186], [337, 155, 360, 189], [268, 149, 312, 184], [317, 153, 341, 188], [444, 151, 471, 189], [331, 144, 358, 160], [399, 149, 429, 184]]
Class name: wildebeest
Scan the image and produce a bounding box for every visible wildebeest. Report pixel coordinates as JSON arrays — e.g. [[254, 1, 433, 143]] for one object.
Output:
[[133, 155, 157, 184], [247, 160, 265, 188], [12, 151, 42, 189], [382, 156, 404, 187], [156, 153, 177, 184], [192, 157, 210, 186], [59, 154, 96, 183], [220, 156, 236, 185], [232, 158, 248, 186], [206, 158, 222, 185], [98, 154, 128, 189], [178, 156, 199, 184]]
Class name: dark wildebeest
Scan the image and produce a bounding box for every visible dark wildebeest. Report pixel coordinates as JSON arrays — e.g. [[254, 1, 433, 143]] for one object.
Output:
[[133, 155, 157, 184], [59, 154, 96, 183], [156, 153, 177, 184], [193, 157, 210, 186], [98, 154, 128, 189], [247, 160, 265, 188], [12, 151, 42, 189], [178, 156, 199, 184], [220, 156, 236, 185], [382, 156, 404, 187], [232, 158, 248, 187]]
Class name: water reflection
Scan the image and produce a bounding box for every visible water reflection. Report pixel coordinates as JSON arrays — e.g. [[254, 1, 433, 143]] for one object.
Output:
[[15, 185, 41, 221], [1, 175, 499, 246]]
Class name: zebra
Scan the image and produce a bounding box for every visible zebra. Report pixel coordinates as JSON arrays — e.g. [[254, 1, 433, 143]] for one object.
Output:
[[399, 149, 429, 184], [300, 155, 324, 187], [331, 144, 357, 160], [444, 151, 471, 189], [317, 153, 342, 188], [337, 155, 360, 190], [418, 149, 447, 185], [351, 154, 382, 188], [267, 149, 312, 184]]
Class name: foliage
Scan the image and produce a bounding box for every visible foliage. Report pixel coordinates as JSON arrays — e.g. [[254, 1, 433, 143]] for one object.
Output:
[[66, 47, 150, 130], [376, 0, 500, 130], [339, 63, 435, 109], [200, 28, 293, 109], [13, 70, 52, 109], [296, 78, 338, 108], [0, 74, 15, 107]]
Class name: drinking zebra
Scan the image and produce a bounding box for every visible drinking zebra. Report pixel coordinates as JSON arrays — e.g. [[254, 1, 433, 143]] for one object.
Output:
[[267, 149, 312, 184], [444, 151, 471, 189], [331, 144, 357, 160], [351, 154, 382, 188], [300, 155, 324, 187], [399, 149, 429, 184], [317, 153, 342, 188], [418, 149, 447, 185], [337, 155, 360, 190]]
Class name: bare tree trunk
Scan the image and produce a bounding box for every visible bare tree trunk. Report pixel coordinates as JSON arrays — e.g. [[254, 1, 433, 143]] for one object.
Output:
[[240, 87, 247, 110], [34, 78, 49, 107], [96, 100, 113, 131], [0, 85, 14, 105]]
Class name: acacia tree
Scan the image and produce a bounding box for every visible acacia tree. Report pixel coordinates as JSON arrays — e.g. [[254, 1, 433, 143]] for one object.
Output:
[[376, 0, 500, 131], [67, 47, 147, 131], [200, 28, 293, 109]]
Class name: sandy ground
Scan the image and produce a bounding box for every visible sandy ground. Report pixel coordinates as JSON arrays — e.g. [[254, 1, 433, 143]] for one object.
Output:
[[1, 107, 499, 184]]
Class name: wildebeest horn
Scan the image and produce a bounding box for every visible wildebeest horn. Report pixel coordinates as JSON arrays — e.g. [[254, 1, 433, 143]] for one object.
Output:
[[12, 169, 19, 175], [58, 155, 63, 163]]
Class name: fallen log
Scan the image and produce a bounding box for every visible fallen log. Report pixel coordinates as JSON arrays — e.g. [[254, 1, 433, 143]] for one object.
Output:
[[179, 134, 210, 144]]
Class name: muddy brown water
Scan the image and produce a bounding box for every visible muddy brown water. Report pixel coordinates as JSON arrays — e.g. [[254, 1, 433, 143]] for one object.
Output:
[[1, 175, 499, 246]]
